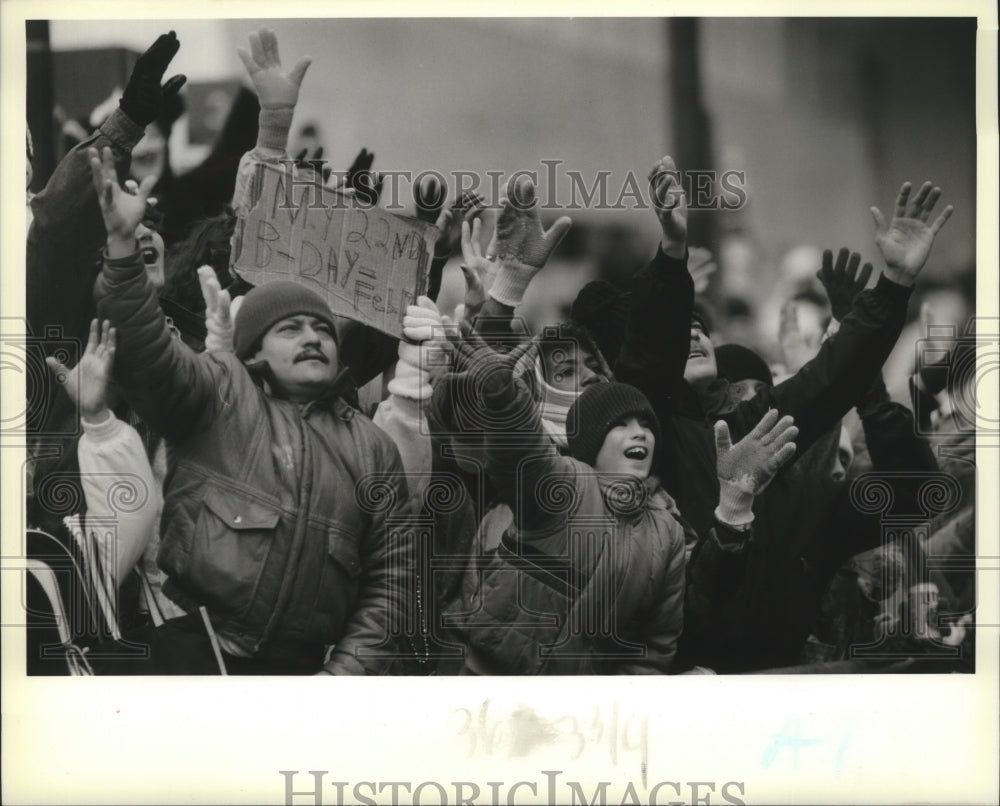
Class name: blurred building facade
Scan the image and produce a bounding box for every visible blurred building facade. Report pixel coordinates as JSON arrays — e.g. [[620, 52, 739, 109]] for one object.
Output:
[[43, 17, 976, 325]]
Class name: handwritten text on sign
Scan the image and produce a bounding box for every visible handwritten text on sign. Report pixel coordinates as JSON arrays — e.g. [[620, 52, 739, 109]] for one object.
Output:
[[231, 162, 439, 338]]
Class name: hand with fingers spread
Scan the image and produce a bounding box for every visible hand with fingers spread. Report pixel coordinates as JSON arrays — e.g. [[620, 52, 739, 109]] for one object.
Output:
[[436, 191, 486, 259], [45, 319, 118, 421], [338, 148, 382, 206], [648, 156, 687, 259], [714, 409, 798, 527], [89, 146, 157, 250], [120, 31, 187, 128], [489, 175, 572, 307], [870, 181, 953, 287], [687, 246, 717, 296], [459, 214, 498, 318], [817, 247, 874, 322], [198, 266, 235, 353], [444, 321, 535, 410], [237, 28, 311, 111]]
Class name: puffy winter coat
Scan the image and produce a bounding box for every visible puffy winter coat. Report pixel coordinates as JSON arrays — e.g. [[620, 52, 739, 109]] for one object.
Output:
[[447, 379, 686, 674], [95, 249, 413, 673]]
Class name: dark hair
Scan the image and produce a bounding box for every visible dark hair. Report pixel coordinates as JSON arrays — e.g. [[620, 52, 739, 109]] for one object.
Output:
[[161, 207, 240, 315]]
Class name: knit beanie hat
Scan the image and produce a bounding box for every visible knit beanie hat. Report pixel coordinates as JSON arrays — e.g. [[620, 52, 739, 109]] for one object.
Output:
[[233, 280, 337, 360], [566, 382, 660, 468], [570, 281, 631, 367], [714, 344, 772, 385]]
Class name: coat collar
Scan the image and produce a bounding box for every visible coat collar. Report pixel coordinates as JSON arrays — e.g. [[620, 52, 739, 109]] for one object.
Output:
[[245, 361, 357, 418]]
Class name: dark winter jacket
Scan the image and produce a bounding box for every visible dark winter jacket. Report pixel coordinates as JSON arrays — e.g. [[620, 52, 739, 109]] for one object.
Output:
[[615, 247, 914, 539], [683, 373, 948, 671], [94, 248, 413, 673], [446, 377, 687, 674]]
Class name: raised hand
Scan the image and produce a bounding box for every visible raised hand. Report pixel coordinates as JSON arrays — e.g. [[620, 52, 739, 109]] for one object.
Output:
[[344, 148, 383, 207], [414, 175, 446, 225], [495, 176, 571, 267], [870, 181, 953, 287], [237, 28, 311, 110], [445, 321, 525, 398], [89, 146, 156, 243], [120, 31, 187, 127], [198, 266, 234, 354], [715, 409, 798, 497], [459, 214, 498, 318], [45, 319, 117, 421], [648, 156, 687, 259], [399, 296, 454, 389], [817, 247, 874, 322], [435, 191, 486, 259], [345, 147, 375, 189], [488, 176, 572, 307]]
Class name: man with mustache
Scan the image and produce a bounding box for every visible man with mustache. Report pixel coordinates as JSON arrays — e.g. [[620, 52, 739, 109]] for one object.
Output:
[[89, 133, 413, 673]]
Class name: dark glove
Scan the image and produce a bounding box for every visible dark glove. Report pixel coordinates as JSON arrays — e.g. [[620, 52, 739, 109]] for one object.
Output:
[[443, 321, 535, 416], [414, 174, 446, 224], [119, 31, 187, 127], [437, 190, 485, 259], [345, 148, 382, 206], [293, 147, 332, 184], [816, 247, 873, 323]]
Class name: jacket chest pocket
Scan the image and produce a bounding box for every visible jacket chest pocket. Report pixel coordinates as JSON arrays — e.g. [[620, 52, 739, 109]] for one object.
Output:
[[186, 487, 282, 617]]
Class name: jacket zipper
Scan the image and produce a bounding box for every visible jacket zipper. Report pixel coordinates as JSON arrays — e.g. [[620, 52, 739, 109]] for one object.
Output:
[[254, 401, 316, 651]]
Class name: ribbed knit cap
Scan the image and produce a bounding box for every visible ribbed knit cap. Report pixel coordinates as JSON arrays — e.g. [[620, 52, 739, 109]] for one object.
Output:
[[233, 280, 337, 360], [715, 344, 772, 385], [570, 281, 631, 367], [566, 382, 660, 468]]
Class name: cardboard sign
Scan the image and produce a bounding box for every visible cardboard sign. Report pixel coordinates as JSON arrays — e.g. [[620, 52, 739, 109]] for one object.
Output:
[[231, 162, 438, 338]]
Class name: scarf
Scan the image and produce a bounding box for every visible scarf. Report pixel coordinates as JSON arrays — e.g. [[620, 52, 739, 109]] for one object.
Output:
[[535, 356, 578, 449]]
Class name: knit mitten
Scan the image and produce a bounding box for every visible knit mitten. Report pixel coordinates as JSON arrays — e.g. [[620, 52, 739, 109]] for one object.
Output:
[[489, 176, 572, 307], [713, 410, 798, 528]]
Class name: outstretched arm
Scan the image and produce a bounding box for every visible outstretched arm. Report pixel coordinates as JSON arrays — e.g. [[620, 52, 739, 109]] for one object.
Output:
[[90, 147, 225, 441], [446, 322, 572, 536], [737, 182, 954, 452], [684, 411, 799, 666], [372, 297, 454, 505], [231, 28, 312, 215], [615, 156, 694, 407], [28, 31, 185, 343], [46, 319, 161, 586]]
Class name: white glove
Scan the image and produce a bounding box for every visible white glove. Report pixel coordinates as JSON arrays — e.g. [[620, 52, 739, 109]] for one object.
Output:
[[388, 296, 452, 400], [197, 266, 234, 354]]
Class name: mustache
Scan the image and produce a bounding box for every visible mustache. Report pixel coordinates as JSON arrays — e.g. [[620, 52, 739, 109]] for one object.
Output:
[[294, 350, 329, 364]]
